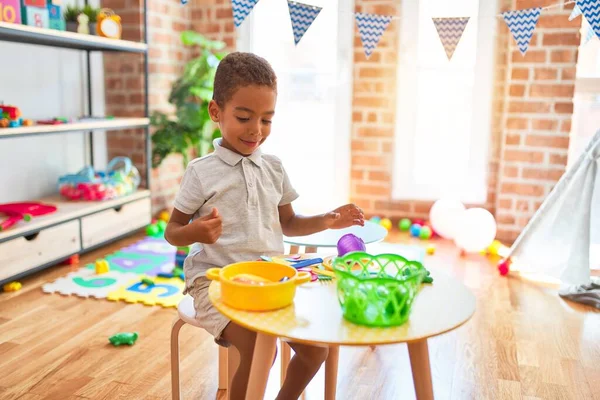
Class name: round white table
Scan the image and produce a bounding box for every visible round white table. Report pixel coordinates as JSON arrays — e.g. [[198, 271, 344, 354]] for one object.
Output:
[[283, 220, 388, 254]]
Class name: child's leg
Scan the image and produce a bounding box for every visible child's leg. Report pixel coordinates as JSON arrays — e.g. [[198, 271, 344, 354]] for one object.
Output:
[[220, 322, 257, 399], [276, 342, 329, 400]]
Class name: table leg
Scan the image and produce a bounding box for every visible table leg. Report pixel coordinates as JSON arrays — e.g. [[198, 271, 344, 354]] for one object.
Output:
[[305, 246, 318, 254], [325, 345, 339, 400], [245, 333, 277, 400], [227, 346, 240, 400], [280, 341, 291, 385], [407, 339, 434, 400], [290, 245, 300, 254]]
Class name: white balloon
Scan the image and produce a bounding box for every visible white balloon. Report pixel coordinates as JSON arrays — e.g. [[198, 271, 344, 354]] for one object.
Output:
[[454, 208, 497, 253], [429, 198, 466, 239]]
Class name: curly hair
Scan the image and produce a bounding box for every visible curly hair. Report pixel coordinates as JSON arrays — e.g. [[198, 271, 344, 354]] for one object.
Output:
[[212, 52, 278, 107]]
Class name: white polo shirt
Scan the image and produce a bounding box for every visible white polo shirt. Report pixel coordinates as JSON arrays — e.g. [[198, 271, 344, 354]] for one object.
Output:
[[173, 139, 299, 290]]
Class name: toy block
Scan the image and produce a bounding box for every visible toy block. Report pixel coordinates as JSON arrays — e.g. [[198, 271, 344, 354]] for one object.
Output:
[[22, 4, 48, 27], [0, 0, 21, 24], [47, 3, 63, 30]]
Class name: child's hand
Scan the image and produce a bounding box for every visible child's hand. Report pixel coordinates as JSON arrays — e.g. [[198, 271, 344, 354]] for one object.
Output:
[[190, 207, 222, 244], [324, 204, 364, 229]]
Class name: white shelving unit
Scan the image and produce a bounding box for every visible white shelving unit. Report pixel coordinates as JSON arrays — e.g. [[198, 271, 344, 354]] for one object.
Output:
[[0, 16, 151, 285]]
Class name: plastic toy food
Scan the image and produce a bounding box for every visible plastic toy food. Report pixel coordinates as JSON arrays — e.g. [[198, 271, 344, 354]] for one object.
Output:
[[3, 281, 22, 292], [337, 233, 366, 257], [231, 273, 273, 285], [108, 332, 138, 346]]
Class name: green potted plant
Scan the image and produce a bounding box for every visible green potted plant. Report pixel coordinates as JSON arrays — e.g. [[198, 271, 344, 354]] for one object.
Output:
[[151, 31, 226, 168], [82, 5, 99, 35], [64, 5, 80, 33]]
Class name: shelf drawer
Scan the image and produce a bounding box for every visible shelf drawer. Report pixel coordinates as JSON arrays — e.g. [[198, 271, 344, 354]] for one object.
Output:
[[0, 220, 80, 282], [81, 197, 151, 249]]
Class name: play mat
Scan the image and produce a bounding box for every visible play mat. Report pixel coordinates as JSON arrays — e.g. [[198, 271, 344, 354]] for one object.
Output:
[[42, 236, 185, 308]]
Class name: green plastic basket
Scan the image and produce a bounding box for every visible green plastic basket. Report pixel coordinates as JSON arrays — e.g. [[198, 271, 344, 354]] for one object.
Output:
[[333, 252, 427, 327]]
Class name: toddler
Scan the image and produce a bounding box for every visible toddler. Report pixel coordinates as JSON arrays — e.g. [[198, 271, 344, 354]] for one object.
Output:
[[165, 52, 364, 399]]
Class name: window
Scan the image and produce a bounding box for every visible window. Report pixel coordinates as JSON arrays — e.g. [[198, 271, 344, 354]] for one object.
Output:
[[393, 0, 497, 203], [570, 25, 600, 166], [237, 0, 354, 214]]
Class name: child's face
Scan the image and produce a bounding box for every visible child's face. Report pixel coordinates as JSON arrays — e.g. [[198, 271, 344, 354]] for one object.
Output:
[[209, 85, 276, 156]]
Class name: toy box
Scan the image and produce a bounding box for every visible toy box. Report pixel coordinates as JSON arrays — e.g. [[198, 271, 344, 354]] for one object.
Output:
[[21, 5, 48, 28], [47, 3, 64, 30], [0, 0, 22, 24]]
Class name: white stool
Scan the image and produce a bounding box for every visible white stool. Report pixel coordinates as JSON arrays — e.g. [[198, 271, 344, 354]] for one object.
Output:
[[171, 295, 293, 400]]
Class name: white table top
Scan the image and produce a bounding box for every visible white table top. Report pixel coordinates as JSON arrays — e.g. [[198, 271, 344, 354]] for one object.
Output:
[[283, 220, 388, 248]]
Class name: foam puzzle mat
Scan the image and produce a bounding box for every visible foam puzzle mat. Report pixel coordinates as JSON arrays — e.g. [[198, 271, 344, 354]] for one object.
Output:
[[42, 236, 184, 308]]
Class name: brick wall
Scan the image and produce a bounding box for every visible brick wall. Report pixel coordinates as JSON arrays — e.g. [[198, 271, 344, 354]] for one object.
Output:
[[103, 0, 234, 213], [494, 0, 579, 241], [350, 0, 580, 243], [102, 0, 580, 241]]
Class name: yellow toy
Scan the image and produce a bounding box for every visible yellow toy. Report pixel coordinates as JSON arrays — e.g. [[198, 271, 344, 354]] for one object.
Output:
[[95, 259, 110, 274], [159, 210, 170, 222], [426, 245, 436, 255], [3, 281, 22, 292], [379, 218, 393, 231], [96, 9, 122, 39]]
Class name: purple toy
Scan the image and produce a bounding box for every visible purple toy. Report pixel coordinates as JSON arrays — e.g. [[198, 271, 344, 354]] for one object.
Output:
[[337, 233, 366, 257]]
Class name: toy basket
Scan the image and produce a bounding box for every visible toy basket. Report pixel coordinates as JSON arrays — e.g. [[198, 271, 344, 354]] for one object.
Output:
[[333, 252, 427, 327], [58, 157, 140, 201]]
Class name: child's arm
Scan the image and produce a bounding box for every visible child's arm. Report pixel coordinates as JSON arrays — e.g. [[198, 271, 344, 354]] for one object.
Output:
[[165, 207, 222, 247], [278, 203, 364, 237]]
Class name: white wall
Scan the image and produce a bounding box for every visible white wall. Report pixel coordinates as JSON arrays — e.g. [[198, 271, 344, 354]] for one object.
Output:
[[0, 2, 106, 203]]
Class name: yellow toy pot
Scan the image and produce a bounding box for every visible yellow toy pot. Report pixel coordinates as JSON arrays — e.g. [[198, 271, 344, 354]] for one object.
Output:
[[206, 261, 311, 311]]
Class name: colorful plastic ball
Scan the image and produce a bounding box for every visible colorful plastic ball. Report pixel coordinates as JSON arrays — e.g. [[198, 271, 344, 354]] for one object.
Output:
[[156, 220, 167, 232], [399, 218, 412, 231], [379, 218, 392, 231], [159, 210, 170, 222], [409, 224, 422, 237], [413, 218, 426, 226], [498, 258, 511, 276], [419, 226, 432, 240], [370, 216, 381, 224], [146, 224, 159, 237], [426, 245, 436, 255]]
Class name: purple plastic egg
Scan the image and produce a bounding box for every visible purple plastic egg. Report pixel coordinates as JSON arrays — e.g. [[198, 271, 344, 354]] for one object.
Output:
[[337, 233, 366, 257]]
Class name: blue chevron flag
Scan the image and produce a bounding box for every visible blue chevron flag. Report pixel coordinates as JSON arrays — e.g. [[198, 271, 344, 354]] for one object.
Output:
[[502, 7, 542, 56], [585, 23, 596, 43], [231, 0, 260, 27], [569, 5, 582, 20], [287, 1, 322, 45], [432, 17, 470, 60], [355, 13, 392, 59], [576, 0, 600, 40]]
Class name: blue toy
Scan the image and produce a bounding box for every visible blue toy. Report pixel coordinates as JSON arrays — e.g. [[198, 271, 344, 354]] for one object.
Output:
[[370, 216, 381, 223], [410, 224, 422, 238]]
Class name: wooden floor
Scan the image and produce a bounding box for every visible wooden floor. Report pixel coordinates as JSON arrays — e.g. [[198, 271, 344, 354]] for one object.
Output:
[[1, 231, 599, 400]]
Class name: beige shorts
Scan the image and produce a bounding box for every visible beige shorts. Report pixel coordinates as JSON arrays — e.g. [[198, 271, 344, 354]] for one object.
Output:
[[187, 277, 231, 347]]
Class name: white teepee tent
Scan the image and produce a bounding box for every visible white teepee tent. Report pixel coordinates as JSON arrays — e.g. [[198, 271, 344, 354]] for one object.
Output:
[[506, 128, 600, 286]]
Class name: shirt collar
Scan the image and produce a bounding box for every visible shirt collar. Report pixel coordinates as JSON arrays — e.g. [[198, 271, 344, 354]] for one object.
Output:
[[213, 138, 263, 167]]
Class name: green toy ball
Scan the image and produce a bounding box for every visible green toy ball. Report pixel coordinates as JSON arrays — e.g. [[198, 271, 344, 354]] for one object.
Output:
[[419, 226, 432, 240], [399, 218, 412, 231], [146, 224, 159, 237], [156, 219, 167, 232]]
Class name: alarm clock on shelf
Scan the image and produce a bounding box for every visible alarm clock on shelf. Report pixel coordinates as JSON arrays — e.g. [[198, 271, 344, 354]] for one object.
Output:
[[96, 8, 122, 39]]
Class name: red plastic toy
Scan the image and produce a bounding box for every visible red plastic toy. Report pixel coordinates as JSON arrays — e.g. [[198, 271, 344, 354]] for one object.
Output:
[[0, 202, 57, 231], [498, 258, 511, 276]]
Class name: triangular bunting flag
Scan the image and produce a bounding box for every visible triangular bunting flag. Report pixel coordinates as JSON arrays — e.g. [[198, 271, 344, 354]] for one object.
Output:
[[432, 17, 470, 60], [585, 23, 596, 43], [577, 0, 600, 40], [287, 1, 322, 45], [355, 13, 392, 59], [569, 5, 582, 21], [231, 0, 260, 27], [502, 7, 542, 56]]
